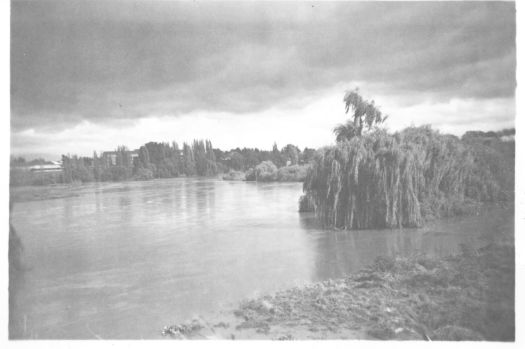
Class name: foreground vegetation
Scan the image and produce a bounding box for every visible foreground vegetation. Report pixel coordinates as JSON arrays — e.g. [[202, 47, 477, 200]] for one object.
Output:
[[162, 241, 514, 340]]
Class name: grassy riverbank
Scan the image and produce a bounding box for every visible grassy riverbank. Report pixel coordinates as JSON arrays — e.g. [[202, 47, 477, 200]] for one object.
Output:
[[163, 241, 514, 340], [10, 184, 83, 203]]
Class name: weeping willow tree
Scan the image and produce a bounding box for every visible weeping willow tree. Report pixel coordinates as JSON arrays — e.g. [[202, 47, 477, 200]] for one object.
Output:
[[333, 88, 388, 142], [303, 91, 513, 229]]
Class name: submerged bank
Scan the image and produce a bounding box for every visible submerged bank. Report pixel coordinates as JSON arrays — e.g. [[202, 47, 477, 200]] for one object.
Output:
[[163, 241, 514, 340]]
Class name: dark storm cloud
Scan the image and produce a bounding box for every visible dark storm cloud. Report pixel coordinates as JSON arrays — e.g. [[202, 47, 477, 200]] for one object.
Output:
[[11, 0, 516, 131]]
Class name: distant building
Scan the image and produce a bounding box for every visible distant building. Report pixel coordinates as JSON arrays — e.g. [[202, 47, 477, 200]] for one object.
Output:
[[29, 163, 62, 173], [101, 150, 139, 166], [501, 135, 515, 142], [102, 152, 118, 166]]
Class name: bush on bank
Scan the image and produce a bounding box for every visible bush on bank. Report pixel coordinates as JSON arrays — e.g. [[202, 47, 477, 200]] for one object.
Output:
[[277, 165, 309, 182], [242, 163, 310, 182], [222, 170, 246, 181]]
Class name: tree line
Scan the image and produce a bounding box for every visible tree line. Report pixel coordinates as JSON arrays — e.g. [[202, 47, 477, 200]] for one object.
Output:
[[10, 140, 317, 185]]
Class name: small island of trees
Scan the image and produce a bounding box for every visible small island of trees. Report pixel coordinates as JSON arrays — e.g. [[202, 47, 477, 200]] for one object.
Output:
[[300, 90, 515, 229]]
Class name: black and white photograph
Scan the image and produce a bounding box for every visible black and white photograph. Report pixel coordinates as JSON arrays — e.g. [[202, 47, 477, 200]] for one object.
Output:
[[5, 0, 521, 343]]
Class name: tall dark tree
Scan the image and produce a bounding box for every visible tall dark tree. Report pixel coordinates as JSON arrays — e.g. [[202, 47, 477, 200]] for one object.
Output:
[[182, 142, 196, 176], [281, 144, 300, 166], [61, 154, 73, 183], [170, 141, 182, 176], [138, 145, 151, 169], [301, 147, 316, 164], [193, 140, 207, 176], [271, 142, 285, 167], [334, 88, 388, 142], [229, 151, 244, 170], [93, 151, 102, 181], [205, 140, 218, 175]]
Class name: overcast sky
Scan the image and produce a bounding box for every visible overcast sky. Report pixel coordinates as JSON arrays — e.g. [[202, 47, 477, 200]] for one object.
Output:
[[11, 0, 516, 160]]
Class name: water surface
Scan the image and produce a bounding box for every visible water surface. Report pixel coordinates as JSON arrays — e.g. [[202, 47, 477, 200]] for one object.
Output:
[[9, 178, 513, 339]]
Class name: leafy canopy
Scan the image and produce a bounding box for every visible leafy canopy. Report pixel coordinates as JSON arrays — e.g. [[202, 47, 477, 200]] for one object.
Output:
[[334, 88, 388, 142]]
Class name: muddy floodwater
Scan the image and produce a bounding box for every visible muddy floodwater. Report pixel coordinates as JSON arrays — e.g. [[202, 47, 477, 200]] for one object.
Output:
[[9, 178, 513, 339]]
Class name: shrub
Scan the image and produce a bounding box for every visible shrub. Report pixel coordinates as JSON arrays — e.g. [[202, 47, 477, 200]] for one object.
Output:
[[245, 168, 256, 181], [133, 168, 154, 181], [108, 166, 132, 181], [277, 165, 309, 182], [222, 170, 246, 181], [255, 161, 278, 182]]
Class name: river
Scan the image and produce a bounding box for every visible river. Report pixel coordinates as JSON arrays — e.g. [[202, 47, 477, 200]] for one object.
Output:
[[9, 178, 513, 339]]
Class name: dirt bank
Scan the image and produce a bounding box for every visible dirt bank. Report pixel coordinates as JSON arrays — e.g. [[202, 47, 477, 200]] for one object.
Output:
[[162, 242, 514, 340]]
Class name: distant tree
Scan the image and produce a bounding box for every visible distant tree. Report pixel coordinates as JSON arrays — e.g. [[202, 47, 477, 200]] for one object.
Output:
[[112, 146, 132, 180], [169, 141, 183, 176], [229, 151, 244, 170], [93, 151, 102, 181], [61, 155, 73, 183], [115, 146, 131, 167], [300, 147, 316, 164], [205, 140, 218, 175], [281, 144, 300, 166], [242, 148, 261, 169], [498, 128, 516, 137], [10, 156, 26, 167], [74, 156, 95, 182], [144, 142, 167, 172], [134, 167, 154, 180], [255, 161, 278, 181], [60, 154, 95, 183], [271, 142, 285, 167], [138, 145, 151, 169], [334, 88, 388, 142], [182, 142, 196, 176], [193, 140, 207, 176]]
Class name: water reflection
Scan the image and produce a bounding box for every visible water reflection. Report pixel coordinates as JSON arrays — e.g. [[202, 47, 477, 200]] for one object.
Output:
[[9, 178, 513, 339], [300, 206, 514, 282]]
